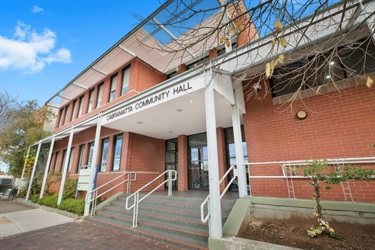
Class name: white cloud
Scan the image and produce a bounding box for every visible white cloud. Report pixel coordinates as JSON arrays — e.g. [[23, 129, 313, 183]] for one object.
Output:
[[31, 5, 44, 13], [0, 22, 72, 73]]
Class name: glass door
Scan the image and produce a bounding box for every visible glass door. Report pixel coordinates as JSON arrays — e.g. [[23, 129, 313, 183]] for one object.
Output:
[[189, 145, 209, 190], [165, 139, 178, 190]]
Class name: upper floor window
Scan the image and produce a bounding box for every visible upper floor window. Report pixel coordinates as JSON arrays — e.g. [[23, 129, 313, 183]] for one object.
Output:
[[87, 89, 94, 113], [57, 109, 63, 127], [70, 100, 77, 121], [121, 66, 130, 95], [270, 38, 375, 98], [96, 83, 103, 108], [109, 74, 118, 102], [78, 95, 84, 117], [60, 107, 67, 126]]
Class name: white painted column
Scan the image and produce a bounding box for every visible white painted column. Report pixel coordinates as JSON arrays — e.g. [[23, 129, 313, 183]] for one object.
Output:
[[205, 74, 223, 238], [17, 146, 31, 195], [84, 117, 102, 216], [40, 136, 55, 199], [58, 129, 74, 205], [26, 142, 41, 200], [231, 99, 248, 198]]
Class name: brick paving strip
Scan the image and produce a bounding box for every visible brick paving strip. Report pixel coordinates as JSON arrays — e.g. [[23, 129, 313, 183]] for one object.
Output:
[[1, 220, 180, 250]]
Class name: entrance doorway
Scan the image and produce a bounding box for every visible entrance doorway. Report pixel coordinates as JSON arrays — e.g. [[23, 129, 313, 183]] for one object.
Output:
[[189, 133, 209, 190]]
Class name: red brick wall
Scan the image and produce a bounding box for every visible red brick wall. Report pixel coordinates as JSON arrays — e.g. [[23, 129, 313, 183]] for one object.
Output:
[[243, 79, 375, 202], [125, 133, 166, 192], [53, 58, 166, 134], [178, 135, 188, 191], [130, 58, 167, 93]]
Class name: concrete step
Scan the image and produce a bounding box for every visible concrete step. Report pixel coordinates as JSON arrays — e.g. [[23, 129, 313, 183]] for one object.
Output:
[[103, 206, 208, 230], [89, 193, 236, 250]]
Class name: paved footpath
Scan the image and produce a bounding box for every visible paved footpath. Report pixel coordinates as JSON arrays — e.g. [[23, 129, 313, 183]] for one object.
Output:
[[0, 200, 179, 250]]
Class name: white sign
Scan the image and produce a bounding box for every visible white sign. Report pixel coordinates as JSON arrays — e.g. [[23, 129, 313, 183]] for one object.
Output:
[[102, 78, 204, 125], [77, 168, 91, 191]]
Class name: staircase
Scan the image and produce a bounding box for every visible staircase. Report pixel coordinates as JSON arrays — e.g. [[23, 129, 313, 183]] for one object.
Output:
[[88, 193, 236, 249]]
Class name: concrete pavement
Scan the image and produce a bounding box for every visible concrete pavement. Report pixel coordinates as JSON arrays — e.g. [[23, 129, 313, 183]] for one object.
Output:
[[0, 199, 178, 249], [0, 200, 74, 238]]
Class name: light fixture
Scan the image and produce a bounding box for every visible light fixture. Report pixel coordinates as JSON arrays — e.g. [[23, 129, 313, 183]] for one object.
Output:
[[326, 75, 331, 79], [296, 110, 307, 120], [329, 61, 335, 65]]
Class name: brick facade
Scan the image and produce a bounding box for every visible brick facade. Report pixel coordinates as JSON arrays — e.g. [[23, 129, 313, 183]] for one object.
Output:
[[243, 79, 375, 202]]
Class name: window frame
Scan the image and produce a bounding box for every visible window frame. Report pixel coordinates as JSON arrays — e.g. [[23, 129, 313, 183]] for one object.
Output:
[[112, 134, 123, 171]]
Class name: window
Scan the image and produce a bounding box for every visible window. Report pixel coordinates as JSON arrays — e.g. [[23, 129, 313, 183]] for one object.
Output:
[[78, 95, 84, 117], [270, 39, 375, 98], [109, 74, 118, 101], [167, 71, 178, 79], [121, 67, 130, 95], [87, 89, 94, 113], [60, 149, 67, 172], [49, 152, 54, 173], [67, 147, 74, 173], [96, 83, 103, 108], [187, 55, 210, 70], [57, 109, 63, 127], [112, 134, 123, 171], [53, 152, 59, 172], [70, 100, 77, 121], [76, 144, 85, 173], [100, 138, 110, 172], [87, 142, 95, 166], [225, 126, 248, 166], [340, 38, 375, 76], [62, 108, 67, 125]]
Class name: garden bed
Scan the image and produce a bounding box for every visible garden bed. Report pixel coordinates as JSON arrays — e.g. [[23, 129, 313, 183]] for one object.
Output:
[[240, 217, 375, 249]]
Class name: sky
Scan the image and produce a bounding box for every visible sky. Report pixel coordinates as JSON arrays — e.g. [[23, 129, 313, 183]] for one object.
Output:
[[0, 0, 163, 107], [0, 0, 163, 173]]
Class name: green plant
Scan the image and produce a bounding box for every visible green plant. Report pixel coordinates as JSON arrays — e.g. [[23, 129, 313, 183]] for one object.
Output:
[[302, 160, 374, 239], [38, 194, 58, 208], [63, 177, 78, 199], [59, 198, 85, 215]]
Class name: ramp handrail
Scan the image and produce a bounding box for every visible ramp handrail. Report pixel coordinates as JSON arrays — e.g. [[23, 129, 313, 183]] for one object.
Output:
[[86, 171, 136, 216], [200, 165, 236, 223], [245, 157, 375, 199], [125, 170, 177, 228]]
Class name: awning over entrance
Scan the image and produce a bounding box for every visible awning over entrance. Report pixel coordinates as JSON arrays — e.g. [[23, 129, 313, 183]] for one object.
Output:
[[102, 71, 245, 139]]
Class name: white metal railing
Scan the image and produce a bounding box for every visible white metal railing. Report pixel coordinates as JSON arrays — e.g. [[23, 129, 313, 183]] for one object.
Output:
[[86, 172, 136, 216], [246, 157, 375, 200], [200, 165, 237, 223], [125, 170, 177, 228]]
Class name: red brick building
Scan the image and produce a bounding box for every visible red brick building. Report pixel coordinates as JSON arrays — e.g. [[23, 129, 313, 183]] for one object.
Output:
[[22, 0, 375, 241]]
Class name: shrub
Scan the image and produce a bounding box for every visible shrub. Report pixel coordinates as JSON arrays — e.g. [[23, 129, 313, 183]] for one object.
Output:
[[31, 195, 39, 203], [38, 194, 58, 208], [63, 178, 78, 199], [59, 198, 85, 215]]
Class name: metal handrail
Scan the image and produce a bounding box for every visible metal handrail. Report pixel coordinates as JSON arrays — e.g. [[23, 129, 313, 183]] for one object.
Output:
[[200, 165, 236, 223], [86, 171, 136, 216], [125, 170, 177, 228], [245, 157, 375, 199]]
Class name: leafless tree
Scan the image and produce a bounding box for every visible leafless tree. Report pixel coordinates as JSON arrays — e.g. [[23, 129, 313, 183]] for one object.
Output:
[[0, 92, 18, 118], [132, 0, 374, 110]]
